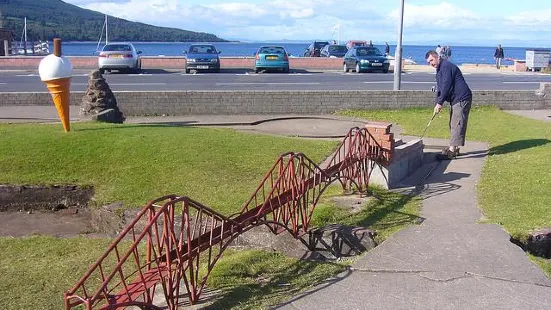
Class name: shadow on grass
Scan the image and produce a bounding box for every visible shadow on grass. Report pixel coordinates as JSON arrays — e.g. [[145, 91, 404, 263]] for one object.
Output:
[[352, 190, 424, 229], [204, 259, 350, 309], [490, 139, 550, 155]]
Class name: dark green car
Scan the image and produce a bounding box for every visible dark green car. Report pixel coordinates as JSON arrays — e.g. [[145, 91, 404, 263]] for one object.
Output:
[[343, 46, 390, 73]]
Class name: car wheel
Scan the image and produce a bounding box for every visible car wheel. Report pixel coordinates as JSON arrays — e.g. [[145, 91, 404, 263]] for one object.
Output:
[[185, 69, 190, 74], [356, 63, 362, 73], [343, 63, 349, 73], [99, 68, 105, 75], [255, 68, 260, 73], [283, 67, 289, 73]]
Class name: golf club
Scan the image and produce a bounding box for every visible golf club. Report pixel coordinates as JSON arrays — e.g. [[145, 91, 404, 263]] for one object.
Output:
[[420, 111, 438, 140]]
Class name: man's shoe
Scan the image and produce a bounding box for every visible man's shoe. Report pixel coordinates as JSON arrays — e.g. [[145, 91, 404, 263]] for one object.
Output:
[[436, 148, 459, 161]]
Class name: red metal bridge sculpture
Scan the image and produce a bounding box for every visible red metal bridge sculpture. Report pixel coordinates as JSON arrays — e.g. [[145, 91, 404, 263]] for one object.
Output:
[[64, 124, 393, 310]]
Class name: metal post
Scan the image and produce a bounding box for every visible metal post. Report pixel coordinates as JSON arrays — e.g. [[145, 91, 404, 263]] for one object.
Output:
[[393, 0, 405, 90]]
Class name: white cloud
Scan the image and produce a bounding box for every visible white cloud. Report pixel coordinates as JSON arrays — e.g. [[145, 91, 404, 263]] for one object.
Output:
[[66, 0, 129, 4], [506, 9, 551, 27], [63, 0, 551, 46], [390, 2, 482, 29]]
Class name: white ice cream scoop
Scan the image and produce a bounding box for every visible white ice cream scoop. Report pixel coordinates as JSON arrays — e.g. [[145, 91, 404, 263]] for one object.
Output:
[[38, 53, 73, 81]]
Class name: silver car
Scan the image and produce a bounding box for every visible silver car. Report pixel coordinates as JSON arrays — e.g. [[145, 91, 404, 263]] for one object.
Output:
[[98, 42, 142, 74]]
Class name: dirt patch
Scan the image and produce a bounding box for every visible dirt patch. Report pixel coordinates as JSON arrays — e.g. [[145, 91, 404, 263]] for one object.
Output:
[[0, 184, 103, 238], [0, 208, 97, 237]]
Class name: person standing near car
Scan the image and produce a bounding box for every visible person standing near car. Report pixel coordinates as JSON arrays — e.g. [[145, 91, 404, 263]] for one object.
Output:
[[384, 42, 390, 56], [425, 50, 472, 160], [494, 44, 504, 69]]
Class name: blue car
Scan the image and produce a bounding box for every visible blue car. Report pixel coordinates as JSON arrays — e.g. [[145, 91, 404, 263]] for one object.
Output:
[[254, 46, 290, 73], [343, 46, 390, 73], [320, 44, 348, 58], [184, 44, 221, 73]]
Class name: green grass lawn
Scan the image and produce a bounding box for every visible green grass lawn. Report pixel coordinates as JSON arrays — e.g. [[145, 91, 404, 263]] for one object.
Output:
[[3, 106, 548, 309], [0, 122, 339, 213], [340, 106, 551, 276], [0, 121, 420, 310]]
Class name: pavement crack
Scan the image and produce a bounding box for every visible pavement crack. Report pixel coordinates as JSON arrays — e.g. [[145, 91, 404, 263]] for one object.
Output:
[[351, 268, 551, 288], [351, 267, 429, 274], [465, 271, 551, 288]]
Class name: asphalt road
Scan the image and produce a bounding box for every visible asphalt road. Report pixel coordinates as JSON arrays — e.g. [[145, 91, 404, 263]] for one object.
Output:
[[1, 69, 550, 92]]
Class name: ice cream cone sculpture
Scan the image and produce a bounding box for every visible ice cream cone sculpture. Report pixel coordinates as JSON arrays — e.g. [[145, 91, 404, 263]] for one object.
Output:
[[38, 38, 73, 132]]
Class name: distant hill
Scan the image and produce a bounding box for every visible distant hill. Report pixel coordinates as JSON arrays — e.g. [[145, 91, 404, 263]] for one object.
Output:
[[0, 0, 227, 42]]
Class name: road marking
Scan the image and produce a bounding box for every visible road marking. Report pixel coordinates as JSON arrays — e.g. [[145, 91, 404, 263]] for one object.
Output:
[[73, 83, 166, 86], [363, 81, 434, 84], [216, 82, 321, 85], [233, 73, 313, 76], [16, 73, 88, 77], [503, 81, 543, 84], [338, 72, 413, 75]]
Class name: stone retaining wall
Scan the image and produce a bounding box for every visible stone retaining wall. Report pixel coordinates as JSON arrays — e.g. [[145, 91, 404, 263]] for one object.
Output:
[[1, 83, 549, 114]]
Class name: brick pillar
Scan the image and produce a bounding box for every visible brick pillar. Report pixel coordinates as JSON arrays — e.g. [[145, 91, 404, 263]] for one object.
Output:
[[365, 121, 394, 164]]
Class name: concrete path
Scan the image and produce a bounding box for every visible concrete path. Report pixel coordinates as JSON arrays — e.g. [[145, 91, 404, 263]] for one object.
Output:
[[276, 139, 551, 310], [504, 109, 551, 123]]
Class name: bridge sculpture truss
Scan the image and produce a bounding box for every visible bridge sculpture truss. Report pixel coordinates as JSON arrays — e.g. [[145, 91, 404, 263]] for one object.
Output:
[[64, 123, 394, 310]]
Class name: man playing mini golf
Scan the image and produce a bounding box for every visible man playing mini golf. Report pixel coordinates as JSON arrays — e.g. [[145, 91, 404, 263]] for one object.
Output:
[[425, 50, 472, 160]]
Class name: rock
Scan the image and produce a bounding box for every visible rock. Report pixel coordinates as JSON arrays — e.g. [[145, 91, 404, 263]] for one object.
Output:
[[80, 70, 125, 123], [92, 109, 124, 123], [527, 228, 551, 258]]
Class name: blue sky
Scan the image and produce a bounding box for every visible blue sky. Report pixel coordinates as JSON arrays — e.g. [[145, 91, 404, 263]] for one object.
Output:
[[64, 0, 551, 47]]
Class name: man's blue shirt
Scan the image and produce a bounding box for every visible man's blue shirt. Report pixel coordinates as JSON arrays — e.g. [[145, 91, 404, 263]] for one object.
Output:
[[435, 59, 472, 106]]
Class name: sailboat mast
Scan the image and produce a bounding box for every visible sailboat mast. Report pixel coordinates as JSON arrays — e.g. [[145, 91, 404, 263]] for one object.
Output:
[[23, 17, 27, 55], [105, 15, 108, 44]]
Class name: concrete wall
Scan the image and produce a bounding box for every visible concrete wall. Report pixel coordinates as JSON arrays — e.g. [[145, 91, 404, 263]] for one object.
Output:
[[1, 83, 549, 115]]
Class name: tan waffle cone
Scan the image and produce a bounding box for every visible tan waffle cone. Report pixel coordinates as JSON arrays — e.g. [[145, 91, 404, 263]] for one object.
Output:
[[44, 78, 71, 132]]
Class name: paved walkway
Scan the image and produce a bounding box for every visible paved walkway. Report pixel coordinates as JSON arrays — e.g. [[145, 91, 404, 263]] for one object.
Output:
[[276, 137, 551, 309], [2, 108, 551, 308]]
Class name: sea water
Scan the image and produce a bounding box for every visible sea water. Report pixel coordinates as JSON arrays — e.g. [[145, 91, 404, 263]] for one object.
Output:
[[61, 41, 539, 66]]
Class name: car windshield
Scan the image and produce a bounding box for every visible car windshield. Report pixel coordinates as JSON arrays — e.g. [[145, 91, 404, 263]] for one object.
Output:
[[314, 42, 329, 49], [103, 44, 132, 52], [189, 45, 217, 54], [328, 45, 347, 52], [259, 47, 285, 54], [356, 47, 383, 56]]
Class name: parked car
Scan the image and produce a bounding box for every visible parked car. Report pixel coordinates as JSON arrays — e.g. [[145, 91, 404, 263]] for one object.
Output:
[[184, 44, 221, 73], [320, 44, 348, 58], [343, 46, 390, 73], [303, 41, 330, 57], [254, 45, 290, 73], [345, 40, 368, 50], [98, 42, 142, 74]]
